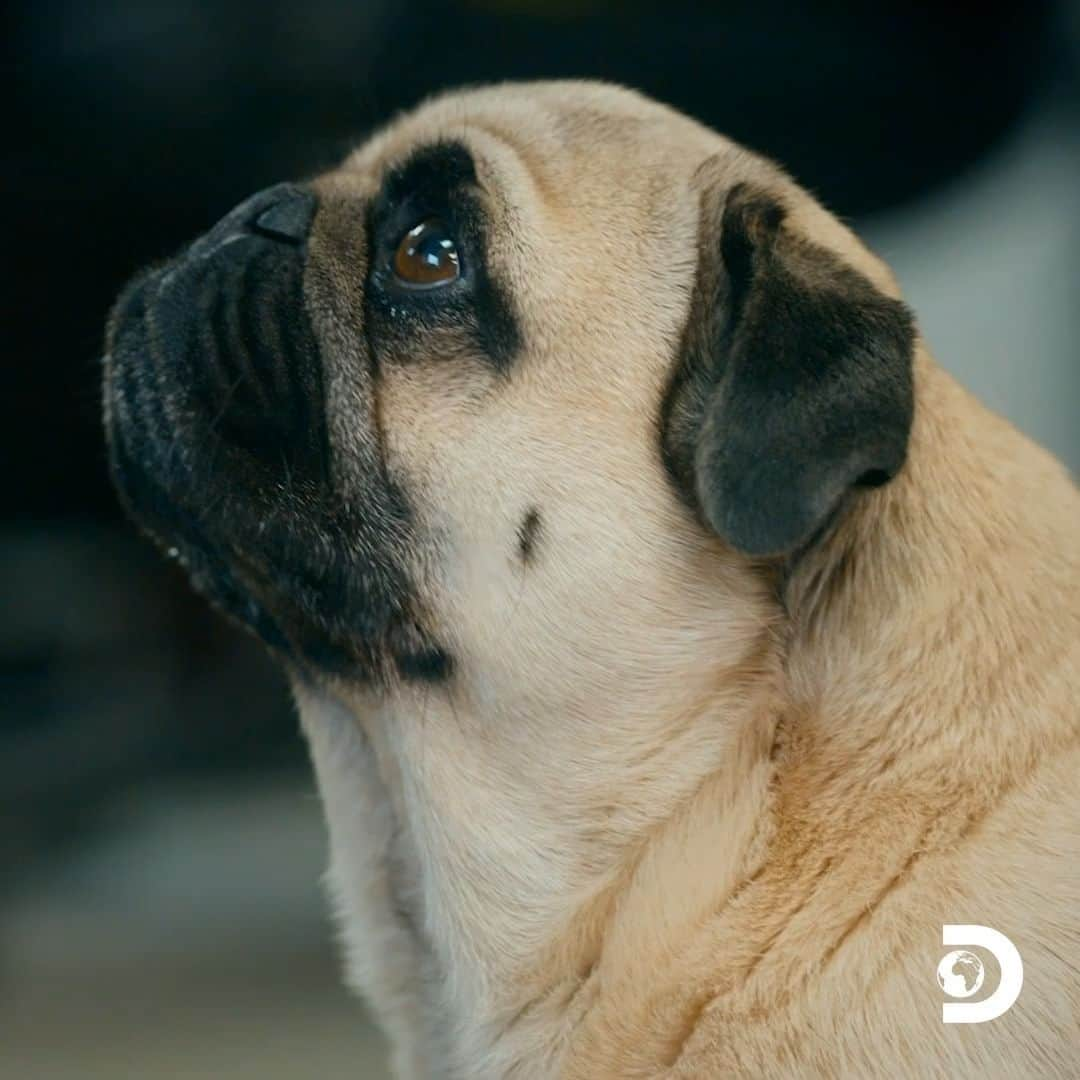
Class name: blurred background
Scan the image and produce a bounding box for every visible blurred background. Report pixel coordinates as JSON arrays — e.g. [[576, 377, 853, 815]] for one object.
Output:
[[3, 1, 1079, 1076]]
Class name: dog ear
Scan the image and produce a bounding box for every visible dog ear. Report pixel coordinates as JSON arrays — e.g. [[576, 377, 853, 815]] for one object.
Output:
[[662, 182, 916, 558]]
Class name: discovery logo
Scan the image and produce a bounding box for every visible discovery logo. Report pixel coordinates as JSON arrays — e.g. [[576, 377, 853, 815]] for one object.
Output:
[[938, 925, 1023, 1023]]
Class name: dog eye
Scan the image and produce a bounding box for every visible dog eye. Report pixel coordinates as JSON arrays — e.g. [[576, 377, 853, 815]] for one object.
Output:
[[392, 219, 461, 288]]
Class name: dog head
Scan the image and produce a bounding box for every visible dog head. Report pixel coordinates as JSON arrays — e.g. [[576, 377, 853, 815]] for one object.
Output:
[[104, 81, 914, 708]]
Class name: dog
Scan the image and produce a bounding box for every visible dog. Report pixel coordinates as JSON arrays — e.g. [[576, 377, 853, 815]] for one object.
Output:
[[103, 81, 1080, 1077]]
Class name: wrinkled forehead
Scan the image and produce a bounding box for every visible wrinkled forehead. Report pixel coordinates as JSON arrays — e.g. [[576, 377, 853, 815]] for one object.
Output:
[[340, 81, 722, 214], [304, 84, 733, 380], [300, 83, 743, 421], [314, 82, 901, 304]]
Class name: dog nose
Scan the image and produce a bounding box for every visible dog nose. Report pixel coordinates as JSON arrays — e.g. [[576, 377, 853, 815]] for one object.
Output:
[[250, 186, 317, 244], [179, 183, 317, 263]]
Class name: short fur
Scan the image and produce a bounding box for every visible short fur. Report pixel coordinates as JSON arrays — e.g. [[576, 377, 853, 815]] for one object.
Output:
[[104, 81, 1080, 1078]]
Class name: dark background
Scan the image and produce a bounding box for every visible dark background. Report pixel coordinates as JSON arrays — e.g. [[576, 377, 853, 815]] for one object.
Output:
[[3, 2, 1079, 1074]]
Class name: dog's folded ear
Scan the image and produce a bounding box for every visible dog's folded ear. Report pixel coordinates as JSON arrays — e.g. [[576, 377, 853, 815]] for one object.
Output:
[[662, 181, 916, 558]]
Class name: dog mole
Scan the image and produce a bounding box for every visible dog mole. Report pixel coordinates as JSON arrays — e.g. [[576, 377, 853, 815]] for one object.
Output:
[[517, 507, 542, 564]]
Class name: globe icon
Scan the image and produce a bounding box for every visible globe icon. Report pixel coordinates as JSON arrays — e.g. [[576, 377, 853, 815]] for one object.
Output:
[[937, 950, 986, 999]]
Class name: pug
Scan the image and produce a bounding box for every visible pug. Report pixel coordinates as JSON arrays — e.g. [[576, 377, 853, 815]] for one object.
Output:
[[103, 81, 1080, 1078]]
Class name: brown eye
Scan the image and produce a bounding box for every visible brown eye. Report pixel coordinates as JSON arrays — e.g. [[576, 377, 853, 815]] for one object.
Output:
[[392, 219, 461, 288]]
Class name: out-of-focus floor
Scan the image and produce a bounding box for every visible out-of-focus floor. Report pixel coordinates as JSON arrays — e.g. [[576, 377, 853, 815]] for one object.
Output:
[[2, 779, 389, 1078], [2, 95, 1076, 1080]]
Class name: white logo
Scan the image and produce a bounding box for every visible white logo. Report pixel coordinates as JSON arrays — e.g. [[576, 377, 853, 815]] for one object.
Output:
[[940, 925, 1023, 1023]]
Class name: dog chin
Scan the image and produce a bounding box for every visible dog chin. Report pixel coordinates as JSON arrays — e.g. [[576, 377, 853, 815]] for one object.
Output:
[[110, 417, 449, 685]]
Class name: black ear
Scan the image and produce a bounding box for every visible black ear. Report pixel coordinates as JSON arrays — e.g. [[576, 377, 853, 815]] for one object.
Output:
[[662, 182, 916, 558]]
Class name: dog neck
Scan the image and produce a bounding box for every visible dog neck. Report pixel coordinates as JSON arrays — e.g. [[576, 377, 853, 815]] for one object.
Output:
[[299, 631, 780, 1074]]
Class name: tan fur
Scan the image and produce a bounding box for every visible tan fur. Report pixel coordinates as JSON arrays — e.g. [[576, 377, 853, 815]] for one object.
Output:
[[296, 82, 1080, 1077]]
